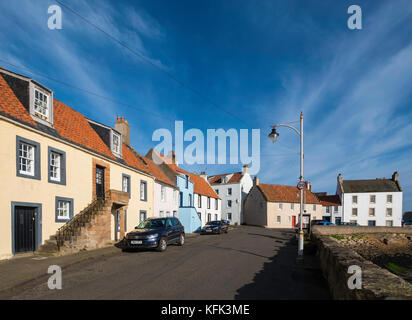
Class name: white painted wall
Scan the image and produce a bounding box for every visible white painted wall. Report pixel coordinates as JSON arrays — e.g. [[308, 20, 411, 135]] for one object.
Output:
[[211, 173, 253, 225], [321, 205, 342, 224], [153, 182, 179, 218], [194, 194, 221, 226], [341, 192, 402, 226]]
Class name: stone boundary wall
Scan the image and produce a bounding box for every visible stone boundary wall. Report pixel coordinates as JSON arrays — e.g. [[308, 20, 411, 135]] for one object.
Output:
[[312, 225, 412, 236], [312, 227, 412, 299]]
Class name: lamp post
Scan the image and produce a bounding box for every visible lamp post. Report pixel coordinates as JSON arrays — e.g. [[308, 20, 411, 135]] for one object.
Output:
[[269, 112, 305, 257]]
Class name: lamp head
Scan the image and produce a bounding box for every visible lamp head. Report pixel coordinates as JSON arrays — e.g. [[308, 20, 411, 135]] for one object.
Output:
[[268, 127, 279, 143]]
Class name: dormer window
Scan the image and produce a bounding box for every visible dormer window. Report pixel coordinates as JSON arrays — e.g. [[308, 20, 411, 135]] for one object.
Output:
[[29, 81, 53, 125], [34, 89, 49, 119], [111, 131, 121, 156]]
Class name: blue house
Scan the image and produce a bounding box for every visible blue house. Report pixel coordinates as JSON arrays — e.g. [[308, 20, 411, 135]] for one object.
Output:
[[145, 149, 202, 233], [175, 173, 202, 233]]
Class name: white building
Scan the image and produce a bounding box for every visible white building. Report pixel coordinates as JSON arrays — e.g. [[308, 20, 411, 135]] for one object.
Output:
[[336, 172, 403, 227], [316, 194, 343, 224], [208, 165, 253, 225], [194, 180, 222, 226]]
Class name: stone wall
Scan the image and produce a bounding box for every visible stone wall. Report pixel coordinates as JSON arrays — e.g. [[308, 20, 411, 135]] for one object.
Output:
[[312, 226, 412, 299], [313, 225, 412, 236]]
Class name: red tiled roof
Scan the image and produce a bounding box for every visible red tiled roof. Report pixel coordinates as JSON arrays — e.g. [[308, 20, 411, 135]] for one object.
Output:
[[0, 74, 37, 126], [317, 195, 341, 206], [257, 183, 321, 204], [208, 172, 243, 185], [53, 100, 117, 160], [0, 69, 160, 179]]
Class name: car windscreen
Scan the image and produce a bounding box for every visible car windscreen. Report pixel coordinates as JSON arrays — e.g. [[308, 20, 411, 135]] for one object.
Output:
[[206, 221, 220, 226], [136, 219, 166, 229]]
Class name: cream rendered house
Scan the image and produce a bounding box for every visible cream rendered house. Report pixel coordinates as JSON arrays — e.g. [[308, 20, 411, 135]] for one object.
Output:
[[0, 67, 156, 259], [244, 178, 322, 228]]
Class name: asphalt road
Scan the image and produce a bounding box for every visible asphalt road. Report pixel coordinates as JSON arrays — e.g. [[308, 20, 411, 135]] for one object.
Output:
[[9, 226, 331, 299]]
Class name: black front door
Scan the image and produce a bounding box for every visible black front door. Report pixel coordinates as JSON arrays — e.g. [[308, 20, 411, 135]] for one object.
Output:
[[14, 206, 36, 253], [96, 166, 105, 199]]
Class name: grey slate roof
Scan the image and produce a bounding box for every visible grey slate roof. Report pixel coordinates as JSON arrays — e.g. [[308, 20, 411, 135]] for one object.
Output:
[[342, 179, 401, 193]]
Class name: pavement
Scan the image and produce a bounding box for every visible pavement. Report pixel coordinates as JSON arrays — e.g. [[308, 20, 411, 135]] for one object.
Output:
[[0, 225, 331, 299]]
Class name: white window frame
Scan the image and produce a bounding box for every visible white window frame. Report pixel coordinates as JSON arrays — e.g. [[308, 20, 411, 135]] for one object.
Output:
[[387, 195, 393, 203], [227, 188, 232, 196], [291, 203, 294, 210], [122, 176, 129, 193], [111, 131, 122, 156], [57, 200, 70, 220], [49, 152, 61, 182], [352, 195, 358, 204], [33, 88, 50, 121], [279, 203, 283, 210], [227, 200, 232, 208], [18, 142, 35, 176], [369, 208, 375, 217], [370, 195, 376, 204], [386, 208, 392, 217], [352, 208, 358, 216]]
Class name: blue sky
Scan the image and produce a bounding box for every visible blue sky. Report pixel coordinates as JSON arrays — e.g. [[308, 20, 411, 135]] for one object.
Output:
[[1, 0, 411, 210]]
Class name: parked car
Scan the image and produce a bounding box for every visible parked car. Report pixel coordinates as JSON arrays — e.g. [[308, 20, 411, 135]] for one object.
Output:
[[403, 221, 412, 228], [123, 217, 185, 252], [221, 220, 230, 226], [340, 222, 359, 226], [201, 220, 228, 234], [312, 220, 335, 226]]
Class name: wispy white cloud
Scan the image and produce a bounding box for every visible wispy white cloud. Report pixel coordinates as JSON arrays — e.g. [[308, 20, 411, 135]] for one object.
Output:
[[252, 0, 412, 210]]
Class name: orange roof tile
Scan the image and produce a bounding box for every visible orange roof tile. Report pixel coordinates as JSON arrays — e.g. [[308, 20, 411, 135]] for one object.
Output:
[[53, 100, 117, 160], [209, 172, 243, 184], [257, 183, 321, 204], [0, 74, 36, 126]]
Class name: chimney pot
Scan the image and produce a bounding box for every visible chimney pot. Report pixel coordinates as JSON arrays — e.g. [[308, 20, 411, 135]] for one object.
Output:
[[242, 164, 250, 175], [253, 176, 259, 186], [114, 116, 130, 146]]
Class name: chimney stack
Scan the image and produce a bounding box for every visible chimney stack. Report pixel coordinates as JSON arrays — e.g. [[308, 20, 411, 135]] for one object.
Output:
[[167, 151, 178, 166], [392, 171, 399, 182], [306, 181, 311, 191], [242, 164, 250, 175], [338, 173, 343, 184], [114, 116, 130, 146], [200, 171, 208, 181], [253, 176, 259, 186]]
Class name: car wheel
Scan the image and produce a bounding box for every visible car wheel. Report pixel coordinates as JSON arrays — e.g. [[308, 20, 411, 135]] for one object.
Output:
[[178, 234, 185, 246], [157, 238, 167, 252]]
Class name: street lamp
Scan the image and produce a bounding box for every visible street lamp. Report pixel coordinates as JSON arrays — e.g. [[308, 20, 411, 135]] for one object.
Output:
[[269, 112, 305, 258]]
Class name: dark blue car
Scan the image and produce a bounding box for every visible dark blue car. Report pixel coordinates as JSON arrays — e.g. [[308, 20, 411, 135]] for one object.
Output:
[[123, 217, 185, 252]]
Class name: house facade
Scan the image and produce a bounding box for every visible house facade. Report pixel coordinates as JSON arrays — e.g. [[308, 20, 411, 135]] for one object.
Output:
[[336, 172, 403, 227], [196, 173, 221, 226], [146, 149, 221, 230], [315, 194, 342, 224], [244, 178, 322, 228], [208, 165, 253, 225], [0, 67, 157, 260]]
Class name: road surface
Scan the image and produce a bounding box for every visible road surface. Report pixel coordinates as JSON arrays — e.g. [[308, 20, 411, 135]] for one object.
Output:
[[8, 225, 330, 299]]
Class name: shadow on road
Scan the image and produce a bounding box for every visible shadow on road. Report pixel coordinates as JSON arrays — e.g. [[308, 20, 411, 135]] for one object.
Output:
[[235, 231, 331, 300]]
